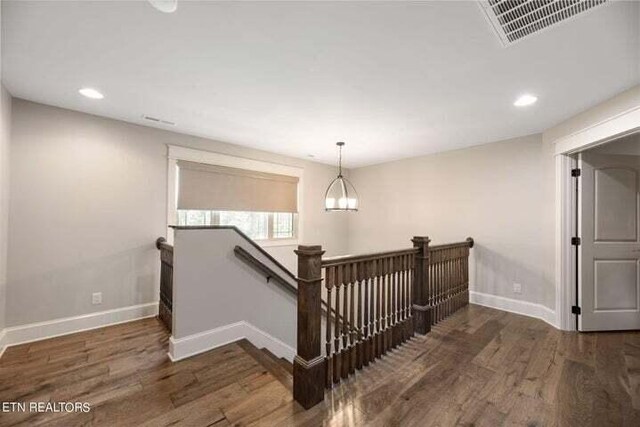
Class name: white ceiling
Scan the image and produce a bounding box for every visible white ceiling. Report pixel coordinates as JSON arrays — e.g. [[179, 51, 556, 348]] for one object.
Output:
[[2, 1, 639, 168]]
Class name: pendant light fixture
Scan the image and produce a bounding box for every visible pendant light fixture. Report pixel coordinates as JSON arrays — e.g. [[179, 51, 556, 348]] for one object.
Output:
[[324, 142, 359, 211]]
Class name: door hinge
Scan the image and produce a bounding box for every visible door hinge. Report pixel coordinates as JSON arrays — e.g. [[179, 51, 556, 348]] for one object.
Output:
[[571, 168, 581, 177], [571, 237, 581, 246], [571, 305, 581, 315]]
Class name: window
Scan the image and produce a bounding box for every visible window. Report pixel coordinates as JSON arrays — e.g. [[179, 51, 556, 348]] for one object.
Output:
[[177, 210, 296, 241], [168, 147, 303, 245]]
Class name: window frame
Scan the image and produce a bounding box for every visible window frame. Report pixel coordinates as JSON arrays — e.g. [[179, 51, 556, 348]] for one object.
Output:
[[167, 146, 303, 247], [176, 209, 298, 245]]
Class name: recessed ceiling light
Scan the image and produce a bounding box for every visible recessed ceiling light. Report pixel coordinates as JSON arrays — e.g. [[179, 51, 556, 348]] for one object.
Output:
[[514, 94, 538, 107], [148, 0, 178, 13], [79, 88, 104, 99]]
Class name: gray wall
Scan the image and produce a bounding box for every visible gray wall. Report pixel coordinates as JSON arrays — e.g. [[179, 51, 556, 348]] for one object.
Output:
[[173, 228, 297, 346], [347, 134, 556, 309], [0, 86, 10, 331], [7, 99, 348, 327]]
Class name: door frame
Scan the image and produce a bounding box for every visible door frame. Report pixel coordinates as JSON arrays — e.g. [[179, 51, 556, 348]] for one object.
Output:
[[555, 105, 640, 330]]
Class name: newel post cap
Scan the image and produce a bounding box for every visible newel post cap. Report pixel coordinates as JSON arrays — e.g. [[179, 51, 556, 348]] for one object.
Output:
[[294, 245, 325, 257], [411, 236, 431, 246]]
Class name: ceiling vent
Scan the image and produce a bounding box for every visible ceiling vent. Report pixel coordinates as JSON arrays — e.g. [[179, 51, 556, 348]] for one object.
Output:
[[142, 115, 176, 126], [478, 0, 609, 46]]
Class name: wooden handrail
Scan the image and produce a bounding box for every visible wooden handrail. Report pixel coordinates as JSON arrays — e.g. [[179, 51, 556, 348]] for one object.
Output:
[[155, 237, 173, 252], [430, 237, 474, 251], [321, 247, 419, 267], [234, 246, 298, 295]]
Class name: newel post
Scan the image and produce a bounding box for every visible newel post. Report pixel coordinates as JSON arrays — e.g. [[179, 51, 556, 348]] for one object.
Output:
[[412, 236, 431, 334], [293, 245, 326, 409]]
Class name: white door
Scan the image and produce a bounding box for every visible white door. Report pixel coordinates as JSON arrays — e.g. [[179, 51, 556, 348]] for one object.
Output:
[[579, 152, 640, 331]]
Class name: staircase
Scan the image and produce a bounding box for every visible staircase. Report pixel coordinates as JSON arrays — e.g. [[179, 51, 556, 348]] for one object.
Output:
[[155, 227, 474, 411]]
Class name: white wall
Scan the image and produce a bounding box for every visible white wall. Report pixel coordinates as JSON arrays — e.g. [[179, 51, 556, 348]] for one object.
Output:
[[543, 85, 640, 146], [7, 99, 348, 327], [0, 86, 10, 332], [346, 84, 640, 316], [347, 134, 556, 309]]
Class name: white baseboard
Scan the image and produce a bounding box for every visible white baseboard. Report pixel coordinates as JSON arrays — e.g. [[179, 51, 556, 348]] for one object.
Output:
[[0, 329, 7, 359], [470, 291, 558, 328], [169, 321, 295, 362], [0, 302, 159, 358]]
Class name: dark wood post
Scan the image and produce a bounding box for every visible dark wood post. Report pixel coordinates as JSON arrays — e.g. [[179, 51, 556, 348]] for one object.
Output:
[[411, 236, 431, 334], [293, 245, 325, 409]]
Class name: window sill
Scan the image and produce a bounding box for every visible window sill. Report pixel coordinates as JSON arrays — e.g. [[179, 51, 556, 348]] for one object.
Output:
[[256, 239, 299, 248]]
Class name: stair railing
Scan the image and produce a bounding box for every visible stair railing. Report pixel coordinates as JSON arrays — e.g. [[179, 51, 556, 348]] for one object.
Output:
[[155, 237, 174, 332], [293, 236, 473, 409]]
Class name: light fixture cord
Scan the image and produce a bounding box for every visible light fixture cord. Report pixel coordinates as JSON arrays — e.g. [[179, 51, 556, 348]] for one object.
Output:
[[338, 144, 343, 177]]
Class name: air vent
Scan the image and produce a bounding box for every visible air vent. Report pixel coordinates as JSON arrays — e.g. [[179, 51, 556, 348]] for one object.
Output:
[[142, 115, 176, 126], [479, 0, 609, 46]]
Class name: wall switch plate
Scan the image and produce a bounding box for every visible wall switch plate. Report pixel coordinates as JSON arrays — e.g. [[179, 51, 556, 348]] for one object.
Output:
[[513, 283, 522, 294], [92, 292, 102, 305]]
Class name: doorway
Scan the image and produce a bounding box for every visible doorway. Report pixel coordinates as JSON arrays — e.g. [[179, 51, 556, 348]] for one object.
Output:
[[576, 132, 640, 331]]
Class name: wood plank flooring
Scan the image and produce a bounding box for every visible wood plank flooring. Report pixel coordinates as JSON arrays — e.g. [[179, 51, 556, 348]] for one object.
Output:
[[1, 305, 639, 426]]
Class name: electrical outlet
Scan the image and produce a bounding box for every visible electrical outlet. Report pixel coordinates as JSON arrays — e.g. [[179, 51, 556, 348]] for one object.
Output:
[[513, 283, 522, 294], [92, 292, 102, 305]]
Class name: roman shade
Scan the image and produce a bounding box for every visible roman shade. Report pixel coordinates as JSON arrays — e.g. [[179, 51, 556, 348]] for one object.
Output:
[[177, 160, 299, 213]]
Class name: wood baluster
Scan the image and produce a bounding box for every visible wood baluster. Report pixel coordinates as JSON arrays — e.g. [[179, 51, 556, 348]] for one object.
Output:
[[341, 263, 350, 379], [380, 259, 387, 356], [442, 252, 446, 322], [393, 255, 400, 347], [333, 264, 342, 384], [325, 266, 333, 388], [438, 251, 443, 323], [433, 252, 438, 325], [363, 261, 371, 366], [356, 261, 364, 370], [397, 256, 402, 346], [458, 249, 462, 311], [431, 253, 435, 325], [386, 257, 393, 351], [376, 260, 384, 357], [407, 254, 412, 338], [387, 257, 392, 351], [407, 255, 415, 337], [399, 255, 406, 343], [349, 262, 356, 374], [456, 250, 460, 312], [446, 251, 450, 318], [469, 243, 472, 304], [403, 254, 410, 341], [451, 252, 456, 314], [390, 256, 396, 349], [438, 251, 447, 321], [368, 260, 375, 363]]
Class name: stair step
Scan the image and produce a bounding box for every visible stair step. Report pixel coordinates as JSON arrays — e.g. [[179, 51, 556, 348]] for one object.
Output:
[[236, 340, 292, 391], [279, 357, 293, 374], [259, 347, 293, 374]]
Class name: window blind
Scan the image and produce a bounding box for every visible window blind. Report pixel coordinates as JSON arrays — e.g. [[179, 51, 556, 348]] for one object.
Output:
[[177, 160, 299, 213]]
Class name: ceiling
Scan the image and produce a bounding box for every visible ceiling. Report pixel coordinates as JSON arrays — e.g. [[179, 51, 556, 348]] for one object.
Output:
[[2, 1, 639, 168]]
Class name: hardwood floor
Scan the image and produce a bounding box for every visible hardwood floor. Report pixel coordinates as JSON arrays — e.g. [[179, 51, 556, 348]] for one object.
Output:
[[1, 305, 639, 426]]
